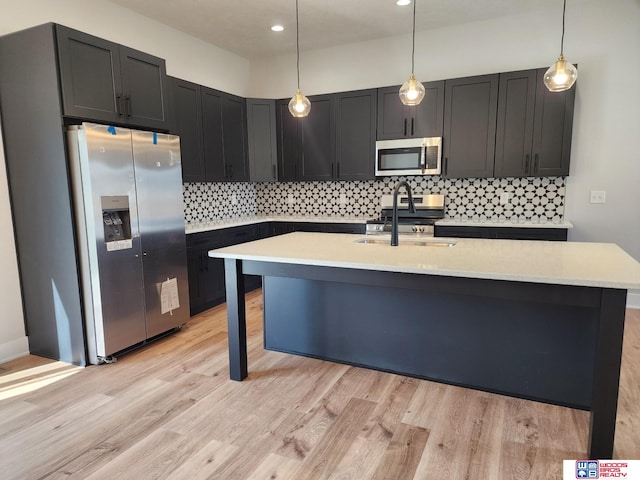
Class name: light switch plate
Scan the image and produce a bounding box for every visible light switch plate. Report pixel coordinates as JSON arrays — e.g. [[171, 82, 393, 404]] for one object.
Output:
[[590, 191, 606, 204], [500, 192, 510, 204]]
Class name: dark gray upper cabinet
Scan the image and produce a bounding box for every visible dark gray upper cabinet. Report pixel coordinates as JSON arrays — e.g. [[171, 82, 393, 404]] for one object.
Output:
[[276, 89, 376, 182], [56, 25, 169, 130], [495, 68, 575, 177], [222, 93, 249, 182], [300, 94, 335, 181], [171, 78, 205, 182], [201, 87, 225, 181], [443, 74, 499, 178], [275, 99, 301, 181], [335, 89, 377, 180], [171, 78, 248, 182], [377, 81, 444, 139], [246, 99, 278, 182], [531, 67, 575, 177]]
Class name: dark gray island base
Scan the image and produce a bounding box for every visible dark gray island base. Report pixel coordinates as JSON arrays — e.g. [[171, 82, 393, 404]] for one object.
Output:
[[223, 257, 627, 460]]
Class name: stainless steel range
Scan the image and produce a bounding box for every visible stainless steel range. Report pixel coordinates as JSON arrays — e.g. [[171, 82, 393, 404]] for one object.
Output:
[[366, 194, 445, 236]]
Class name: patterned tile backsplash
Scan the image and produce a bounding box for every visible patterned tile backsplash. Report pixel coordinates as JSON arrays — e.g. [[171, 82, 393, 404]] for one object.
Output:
[[184, 176, 566, 224]]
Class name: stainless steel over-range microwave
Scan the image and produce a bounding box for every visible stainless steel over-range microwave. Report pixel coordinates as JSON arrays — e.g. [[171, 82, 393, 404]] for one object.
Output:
[[375, 137, 442, 176]]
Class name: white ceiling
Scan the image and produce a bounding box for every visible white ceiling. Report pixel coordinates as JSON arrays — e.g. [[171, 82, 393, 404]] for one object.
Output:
[[107, 0, 578, 59]]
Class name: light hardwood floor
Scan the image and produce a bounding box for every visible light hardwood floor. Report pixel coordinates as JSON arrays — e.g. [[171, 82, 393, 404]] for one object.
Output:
[[1, 291, 638, 479]]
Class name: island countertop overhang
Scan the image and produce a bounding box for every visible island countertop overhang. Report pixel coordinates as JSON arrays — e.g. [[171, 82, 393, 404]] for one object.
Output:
[[208, 232, 640, 290]]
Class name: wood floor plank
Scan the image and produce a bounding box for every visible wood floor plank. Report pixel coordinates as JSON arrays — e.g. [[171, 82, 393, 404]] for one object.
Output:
[[291, 397, 378, 480], [0, 290, 637, 480], [370, 423, 430, 480], [245, 453, 301, 480], [326, 436, 389, 480], [163, 438, 239, 480], [362, 375, 420, 442]]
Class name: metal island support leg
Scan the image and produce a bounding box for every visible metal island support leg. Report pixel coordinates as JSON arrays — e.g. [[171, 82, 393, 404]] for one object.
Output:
[[224, 258, 247, 381]]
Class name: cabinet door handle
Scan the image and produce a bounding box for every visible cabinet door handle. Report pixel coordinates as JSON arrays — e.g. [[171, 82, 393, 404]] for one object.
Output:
[[331, 163, 334, 178], [443, 157, 448, 176], [403, 119, 407, 137], [533, 154, 539, 174], [272, 164, 276, 180], [525, 154, 530, 174], [229, 164, 233, 179], [125, 97, 132, 118], [411, 118, 415, 136], [337, 162, 340, 178], [117, 96, 124, 116]]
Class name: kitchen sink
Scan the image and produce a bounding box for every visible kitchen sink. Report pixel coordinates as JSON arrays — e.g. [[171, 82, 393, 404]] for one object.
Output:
[[354, 237, 456, 247]]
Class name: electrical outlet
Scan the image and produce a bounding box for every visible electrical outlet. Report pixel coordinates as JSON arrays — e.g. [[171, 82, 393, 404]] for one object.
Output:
[[231, 194, 237, 205], [287, 194, 295, 204], [500, 192, 510, 204], [590, 191, 606, 204], [339, 194, 347, 205]]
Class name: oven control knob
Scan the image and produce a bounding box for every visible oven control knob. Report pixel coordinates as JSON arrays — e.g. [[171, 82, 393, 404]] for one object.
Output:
[[412, 226, 417, 232], [419, 227, 425, 233]]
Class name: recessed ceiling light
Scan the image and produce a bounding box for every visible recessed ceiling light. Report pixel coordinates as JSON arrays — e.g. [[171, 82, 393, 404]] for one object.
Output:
[[271, 25, 284, 32], [396, 0, 411, 6]]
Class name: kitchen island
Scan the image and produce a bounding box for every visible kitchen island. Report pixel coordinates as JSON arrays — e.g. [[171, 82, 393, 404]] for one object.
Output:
[[209, 232, 640, 459]]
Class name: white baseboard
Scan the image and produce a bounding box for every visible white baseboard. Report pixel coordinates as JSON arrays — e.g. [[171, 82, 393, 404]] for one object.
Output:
[[0, 336, 29, 364], [628, 292, 640, 310]]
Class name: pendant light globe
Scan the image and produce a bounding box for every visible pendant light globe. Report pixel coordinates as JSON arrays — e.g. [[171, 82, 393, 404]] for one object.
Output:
[[544, 0, 577, 92], [399, 73, 426, 105], [289, 0, 311, 118], [288, 89, 311, 117], [544, 54, 577, 92]]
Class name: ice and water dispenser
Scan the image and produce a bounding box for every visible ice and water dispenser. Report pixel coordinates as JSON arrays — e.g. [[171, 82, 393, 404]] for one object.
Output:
[[101, 195, 133, 251]]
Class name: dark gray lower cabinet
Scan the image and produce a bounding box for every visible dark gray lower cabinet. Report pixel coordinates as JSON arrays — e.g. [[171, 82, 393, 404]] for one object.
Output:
[[434, 225, 568, 241], [187, 225, 261, 315], [186, 221, 365, 314]]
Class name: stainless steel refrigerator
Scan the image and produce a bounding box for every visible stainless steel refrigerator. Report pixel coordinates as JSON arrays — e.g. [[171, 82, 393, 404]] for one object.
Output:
[[67, 123, 189, 364]]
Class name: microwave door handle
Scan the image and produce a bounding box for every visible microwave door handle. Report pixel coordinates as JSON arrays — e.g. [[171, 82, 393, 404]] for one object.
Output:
[[420, 146, 426, 169]]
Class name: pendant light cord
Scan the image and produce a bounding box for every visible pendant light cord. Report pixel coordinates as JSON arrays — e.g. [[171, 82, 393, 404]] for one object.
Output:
[[411, 0, 416, 73], [560, 0, 566, 55], [296, 0, 300, 89]]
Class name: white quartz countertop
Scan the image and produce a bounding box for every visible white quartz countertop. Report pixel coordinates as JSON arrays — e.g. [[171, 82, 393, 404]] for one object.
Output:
[[209, 232, 640, 289], [186, 215, 573, 234], [186, 215, 370, 234]]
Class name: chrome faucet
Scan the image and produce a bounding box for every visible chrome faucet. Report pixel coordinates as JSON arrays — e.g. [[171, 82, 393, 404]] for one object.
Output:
[[391, 181, 416, 246]]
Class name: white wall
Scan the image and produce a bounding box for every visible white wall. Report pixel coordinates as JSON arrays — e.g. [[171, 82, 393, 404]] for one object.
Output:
[[250, 0, 640, 266]]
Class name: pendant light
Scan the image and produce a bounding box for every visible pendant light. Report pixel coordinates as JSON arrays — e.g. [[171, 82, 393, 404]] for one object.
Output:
[[543, 0, 577, 92], [288, 0, 311, 117], [399, 0, 425, 106]]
